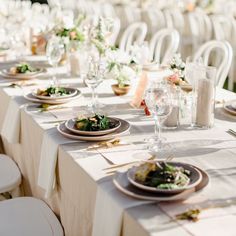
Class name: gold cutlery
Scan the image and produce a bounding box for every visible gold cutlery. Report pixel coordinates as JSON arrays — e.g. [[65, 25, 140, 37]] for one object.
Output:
[[227, 129, 236, 137], [87, 139, 122, 150], [38, 104, 68, 112], [104, 155, 174, 174]]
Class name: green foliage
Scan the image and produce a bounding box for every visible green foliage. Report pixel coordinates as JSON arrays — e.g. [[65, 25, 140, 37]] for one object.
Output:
[[76, 114, 111, 131]]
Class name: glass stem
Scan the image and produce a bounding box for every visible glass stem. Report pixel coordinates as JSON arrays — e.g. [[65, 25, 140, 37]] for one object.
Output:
[[154, 116, 161, 140], [92, 87, 97, 113], [52, 64, 58, 87]]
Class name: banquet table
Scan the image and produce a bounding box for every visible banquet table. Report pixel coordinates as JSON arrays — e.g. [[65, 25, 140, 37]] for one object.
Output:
[[0, 57, 236, 236]]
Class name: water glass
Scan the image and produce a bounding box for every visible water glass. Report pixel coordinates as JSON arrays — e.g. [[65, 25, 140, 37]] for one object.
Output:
[[144, 82, 172, 152], [46, 37, 65, 86]]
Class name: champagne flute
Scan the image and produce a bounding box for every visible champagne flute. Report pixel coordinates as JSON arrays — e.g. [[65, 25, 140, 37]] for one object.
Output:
[[145, 82, 172, 152], [46, 37, 65, 87]]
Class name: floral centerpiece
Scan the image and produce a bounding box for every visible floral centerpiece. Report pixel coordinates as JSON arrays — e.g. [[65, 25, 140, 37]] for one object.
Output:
[[89, 17, 114, 57], [53, 14, 86, 51], [167, 53, 186, 85], [105, 49, 138, 95]]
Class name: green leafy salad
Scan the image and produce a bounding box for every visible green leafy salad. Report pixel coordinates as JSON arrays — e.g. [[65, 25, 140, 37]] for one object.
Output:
[[76, 114, 113, 131], [134, 162, 191, 190], [10, 63, 37, 74], [36, 87, 69, 97]]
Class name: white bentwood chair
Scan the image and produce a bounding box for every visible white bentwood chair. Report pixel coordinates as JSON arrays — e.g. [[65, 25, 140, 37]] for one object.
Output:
[[228, 16, 236, 90], [108, 18, 121, 46], [0, 197, 64, 236], [188, 9, 212, 54], [149, 28, 180, 65], [141, 8, 166, 40], [119, 22, 147, 52], [193, 40, 233, 88], [0, 154, 21, 198]]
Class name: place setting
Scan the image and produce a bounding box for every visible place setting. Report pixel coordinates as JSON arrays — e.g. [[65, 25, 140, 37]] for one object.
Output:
[[112, 158, 209, 202], [57, 113, 131, 142], [24, 86, 82, 105], [0, 62, 45, 80]]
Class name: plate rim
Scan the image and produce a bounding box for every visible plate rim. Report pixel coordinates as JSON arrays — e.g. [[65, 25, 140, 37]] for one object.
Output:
[[113, 166, 209, 201], [32, 87, 78, 100], [57, 119, 130, 141], [126, 162, 202, 194], [65, 117, 121, 136], [2, 68, 44, 78], [24, 89, 81, 104], [223, 100, 236, 116]]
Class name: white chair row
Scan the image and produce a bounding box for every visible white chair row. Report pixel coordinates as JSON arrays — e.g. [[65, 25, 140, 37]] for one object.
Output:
[[0, 154, 64, 236], [118, 21, 232, 88]]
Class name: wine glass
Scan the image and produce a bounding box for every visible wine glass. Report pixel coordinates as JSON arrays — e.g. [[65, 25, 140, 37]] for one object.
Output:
[[84, 59, 104, 113], [46, 37, 65, 87], [145, 82, 172, 152]]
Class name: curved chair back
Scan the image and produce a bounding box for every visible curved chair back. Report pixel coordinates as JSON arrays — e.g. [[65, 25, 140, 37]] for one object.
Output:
[[211, 15, 232, 41], [163, 9, 185, 34], [108, 18, 121, 46], [119, 22, 147, 52], [149, 28, 180, 65], [188, 9, 212, 43], [193, 40, 233, 88], [142, 9, 165, 39]]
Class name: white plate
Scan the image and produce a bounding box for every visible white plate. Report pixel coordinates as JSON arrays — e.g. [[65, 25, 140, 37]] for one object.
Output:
[[32, 87, 77, 100], [57, 118, 130, 141], [1, 68, 44, 79], [223, 100, 236, 116], [113, 166, 209, 201], [24, 89, 81, 105], [127, 162, 202, 195], [65, 117, 121, 136]]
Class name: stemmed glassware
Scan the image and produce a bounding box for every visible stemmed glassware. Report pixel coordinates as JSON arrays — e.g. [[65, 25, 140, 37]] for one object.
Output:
[[46, 37, 65, 87], [84, 58, 105, 113], [144, 82, 173, 152]]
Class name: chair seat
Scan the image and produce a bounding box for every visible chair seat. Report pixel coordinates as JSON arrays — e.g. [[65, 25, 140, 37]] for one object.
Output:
[[0, 197, 64, 236], [0, 154, 21, 193]]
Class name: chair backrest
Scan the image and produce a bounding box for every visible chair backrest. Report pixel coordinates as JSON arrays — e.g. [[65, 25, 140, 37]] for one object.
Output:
[[188, 9, 212, 44], [141, 9, 165, 39], [101, 3, 116, 18], [193, 40, 233, 88], [119, 22, 147, 52], [149, 28, 180, 65], [211, 15, 232, 41], [108, 18, 121, 46], [163, 8, 185, 34]]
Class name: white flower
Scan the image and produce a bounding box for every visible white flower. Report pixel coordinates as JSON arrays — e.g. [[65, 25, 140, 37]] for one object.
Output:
[[105, 63, 120, 79], [121, 65, 136, 78], [106, 49, 131, 64], [117, 65, 136, 86]]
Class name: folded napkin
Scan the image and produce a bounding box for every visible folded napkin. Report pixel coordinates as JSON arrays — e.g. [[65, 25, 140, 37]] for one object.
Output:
[[130, 71, 148, 108], [1, 99, 21, 143], [38, 128, 77, 198], [98, 146, 151, 165], [92, 179, 150, 236]]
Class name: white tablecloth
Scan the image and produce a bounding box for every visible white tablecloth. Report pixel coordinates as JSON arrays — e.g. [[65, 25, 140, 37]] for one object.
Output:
[[0, 58, 236, 236]]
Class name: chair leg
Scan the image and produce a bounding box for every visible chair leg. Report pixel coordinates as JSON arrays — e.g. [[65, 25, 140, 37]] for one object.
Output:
[[228, 64, 234, 91]]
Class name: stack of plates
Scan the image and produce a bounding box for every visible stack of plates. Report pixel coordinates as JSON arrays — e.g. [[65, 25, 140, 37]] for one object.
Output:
[[113, 162, 209, 201], [1, 68, 45, 79], [24, 88, 81, 105], [223, 100, 236, 116], [57, 117, 130, 141]]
